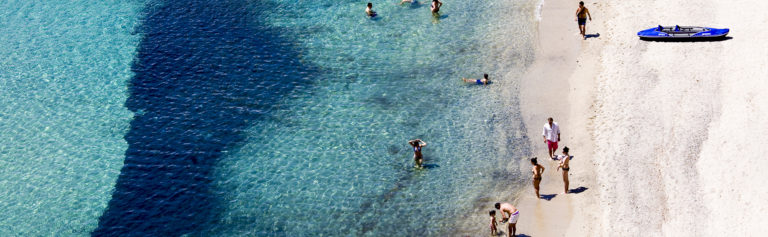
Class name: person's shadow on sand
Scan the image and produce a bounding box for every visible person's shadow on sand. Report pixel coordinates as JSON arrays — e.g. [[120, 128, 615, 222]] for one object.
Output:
[[585, 33, 600, 39], [540, 194, 557, 201], [496, 231, 531, 236], [570, 186, 589, 194]]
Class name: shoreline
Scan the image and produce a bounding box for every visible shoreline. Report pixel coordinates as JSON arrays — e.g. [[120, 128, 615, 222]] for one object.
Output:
[[514, 0, 603, 235], [514, 0, 768, 235]]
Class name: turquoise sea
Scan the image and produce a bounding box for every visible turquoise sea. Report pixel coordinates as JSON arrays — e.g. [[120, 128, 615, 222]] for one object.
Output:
[[0, 0, 538, 235]]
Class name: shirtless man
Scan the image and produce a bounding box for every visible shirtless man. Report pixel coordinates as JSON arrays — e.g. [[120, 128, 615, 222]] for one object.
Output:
[[575, 1, 592, 39], [494, 202, 519, 237]]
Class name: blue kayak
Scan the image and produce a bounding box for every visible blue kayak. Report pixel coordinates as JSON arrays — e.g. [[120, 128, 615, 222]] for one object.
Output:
[[638, 25, 729, 39]]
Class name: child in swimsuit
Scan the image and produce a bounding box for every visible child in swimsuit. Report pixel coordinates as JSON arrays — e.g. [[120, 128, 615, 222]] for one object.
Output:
[[489, 210, 498, 236], [461, 73, 490, 85]]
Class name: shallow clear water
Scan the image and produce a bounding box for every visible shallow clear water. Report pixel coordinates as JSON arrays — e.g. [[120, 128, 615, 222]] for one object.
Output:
[[0, 0, 537, 235], [0, 0, 141, 235], [205, 0, 538, 235]]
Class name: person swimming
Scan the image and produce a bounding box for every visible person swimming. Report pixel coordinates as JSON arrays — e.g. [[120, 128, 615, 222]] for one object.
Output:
[[461, 74, 490, 85]]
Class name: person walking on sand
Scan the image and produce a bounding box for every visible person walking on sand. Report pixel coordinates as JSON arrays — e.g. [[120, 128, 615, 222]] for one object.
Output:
[[557, 146, 572, 194], [494, 202, 519, 237], [531, 157, 545, 199], [575, 1, 592, 39], [542, 117, 561, 159], [408, 139, 427, 168], [461, 73, 490, 85]]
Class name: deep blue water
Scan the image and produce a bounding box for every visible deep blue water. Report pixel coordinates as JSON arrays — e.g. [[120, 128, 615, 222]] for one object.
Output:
[[93, 1, 317, 235]]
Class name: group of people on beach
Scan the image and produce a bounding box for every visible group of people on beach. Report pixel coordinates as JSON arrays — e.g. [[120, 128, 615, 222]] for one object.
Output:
[[400, 2, 593, 235], [410, 116, 573, 237], [366, 0, 443, 17]]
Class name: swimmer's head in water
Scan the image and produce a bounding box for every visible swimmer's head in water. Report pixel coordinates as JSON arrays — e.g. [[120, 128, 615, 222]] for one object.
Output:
[[563, 146, 569, 153], [368, 2, 372, 7], [494, 203, 501, 209], [489, 210, 496, 216], [483, 73, 489, 79], [530, 157, 538, 165]]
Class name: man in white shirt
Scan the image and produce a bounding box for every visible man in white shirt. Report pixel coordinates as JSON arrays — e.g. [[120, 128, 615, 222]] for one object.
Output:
[[542, 117, 561, 158]]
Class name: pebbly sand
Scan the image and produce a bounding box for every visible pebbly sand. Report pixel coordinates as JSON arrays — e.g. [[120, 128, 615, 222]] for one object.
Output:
[[512, 0, 768, 236]]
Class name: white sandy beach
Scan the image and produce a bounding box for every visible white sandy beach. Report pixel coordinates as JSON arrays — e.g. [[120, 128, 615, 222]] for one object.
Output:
[[514, 0, 768, 236]]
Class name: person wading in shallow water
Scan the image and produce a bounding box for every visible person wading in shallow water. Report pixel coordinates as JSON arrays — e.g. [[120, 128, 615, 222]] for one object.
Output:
[[430, 0, 442, 14], [408, 139, 427, 168], [531, 157, 545, 199], [575, 1, 592, 39], [557, 146, 572, 194], [542, 117, 561, 159]]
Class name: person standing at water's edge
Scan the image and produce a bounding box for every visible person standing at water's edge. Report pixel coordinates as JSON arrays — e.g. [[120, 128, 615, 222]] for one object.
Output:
[[408, 139, 427, 168], [531, 157, 545, 199], [557, 146, 572, 194], [542, 117, 561, 159], [495, 203, 519, 237], [489, 210, 498, 236], [575, 1, 592, 39], [366, 2, 377, 17]]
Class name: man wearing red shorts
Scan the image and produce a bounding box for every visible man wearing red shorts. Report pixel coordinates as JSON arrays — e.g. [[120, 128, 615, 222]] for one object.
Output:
[[542, 117, 561, 159]]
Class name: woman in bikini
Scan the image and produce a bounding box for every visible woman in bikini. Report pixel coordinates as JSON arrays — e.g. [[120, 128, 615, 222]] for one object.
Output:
[[531, 157, 544, 199], [408, 139, 427, 168], [557, 146, 571, 194]]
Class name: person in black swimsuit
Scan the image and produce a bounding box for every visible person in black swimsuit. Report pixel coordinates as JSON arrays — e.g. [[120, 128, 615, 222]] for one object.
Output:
[[557, 146, 571, 194], [575, 1, 592, 39], [409, 139, 427, 168], [531, 157, 545, 198]]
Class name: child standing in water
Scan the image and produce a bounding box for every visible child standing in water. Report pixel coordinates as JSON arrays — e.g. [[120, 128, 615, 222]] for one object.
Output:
[[489, 210, 498, 236]]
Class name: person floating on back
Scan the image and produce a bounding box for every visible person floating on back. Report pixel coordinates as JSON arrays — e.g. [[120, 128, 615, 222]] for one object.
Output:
[[366, 2, 377, 17], [462, 73, 490, 85], [575, 1, 592, 39], [408, 139, 427, 168]]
